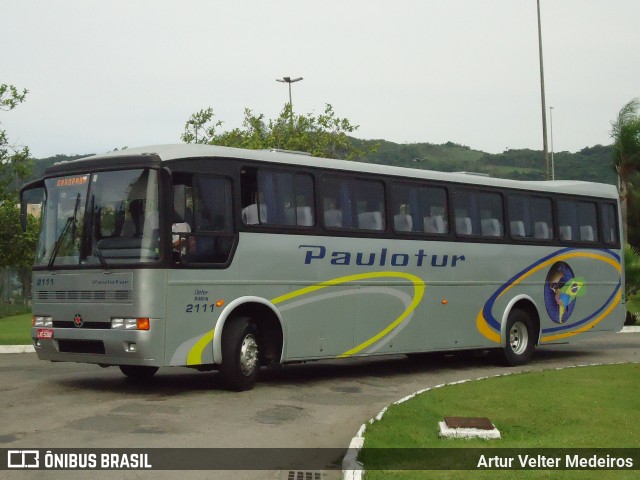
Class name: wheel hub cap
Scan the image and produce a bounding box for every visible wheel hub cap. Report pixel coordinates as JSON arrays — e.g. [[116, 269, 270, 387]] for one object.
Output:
[[239, 334, 258, 376], [509, 321, 529, 355]]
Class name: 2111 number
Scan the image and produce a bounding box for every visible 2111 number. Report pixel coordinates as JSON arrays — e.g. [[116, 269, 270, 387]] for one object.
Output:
[[185, 304, 216, 313]]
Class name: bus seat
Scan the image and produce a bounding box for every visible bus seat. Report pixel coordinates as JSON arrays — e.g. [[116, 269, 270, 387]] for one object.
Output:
[[394, 214, 413, 232], [510, 220, 525, 237], [284, 208, 296, 225], [481, 218, 502, 237], [455, 216, 473, 235], [358, 211, 383, 230], [606, 228, 615, 243], [580, 225, 594, 241], [296, 206, 313, 226], [324, 208, 343, 227], [424, 215, 445, 234], [559, 225, 572, 241], [242, 204, 267, 225], [534, 221, 550, 239]]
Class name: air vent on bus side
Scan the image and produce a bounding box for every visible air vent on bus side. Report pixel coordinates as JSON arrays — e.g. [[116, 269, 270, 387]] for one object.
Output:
[[34, 290, 133, 303]]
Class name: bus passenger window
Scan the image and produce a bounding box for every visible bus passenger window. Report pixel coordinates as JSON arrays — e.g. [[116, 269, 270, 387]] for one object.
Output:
[[600, 203, 619, 245], [508, 194, 553, 241], [558, 199, 598, 244], [322, 176, 385, 231], [391, 183, 447, 235], [478, 192, 503, 238], [241, 168, 314, 227], [171, 174, 235, 265], [452, 191, 476, 236], [452, 189, 503, 238]]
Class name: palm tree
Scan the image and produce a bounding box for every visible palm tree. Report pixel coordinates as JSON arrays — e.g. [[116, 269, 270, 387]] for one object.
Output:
[[624, 244, 640, 325], [611, 98, 640, 244]]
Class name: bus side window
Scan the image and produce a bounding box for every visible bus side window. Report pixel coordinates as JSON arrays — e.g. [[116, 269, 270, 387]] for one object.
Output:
[[322, 176, 385, 231], [391, 182, 448, 235], [558, 199, 598, 244], [508, 194, 553, 241], [600, 203, 619, 245], [241, 168, 314, 227], [171, 175, 235, 265], [453, 190, 503, 238], [193, 177, 233, 233]]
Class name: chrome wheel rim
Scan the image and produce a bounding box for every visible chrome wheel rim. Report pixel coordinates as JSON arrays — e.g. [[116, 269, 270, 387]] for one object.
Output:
[[509, 321, 528, 355], [239, 334, 258, 376]]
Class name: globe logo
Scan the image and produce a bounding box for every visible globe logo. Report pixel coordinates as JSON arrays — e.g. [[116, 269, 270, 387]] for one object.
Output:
[[544, 261, 587, 324]]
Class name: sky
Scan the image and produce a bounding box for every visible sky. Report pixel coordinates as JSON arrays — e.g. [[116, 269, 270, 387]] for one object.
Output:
[[2, 0, 639, 158]]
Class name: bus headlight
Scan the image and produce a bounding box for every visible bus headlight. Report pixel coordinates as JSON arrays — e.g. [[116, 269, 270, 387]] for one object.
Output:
[[111, 318, 150, 331], [33, 316, 53, 327]]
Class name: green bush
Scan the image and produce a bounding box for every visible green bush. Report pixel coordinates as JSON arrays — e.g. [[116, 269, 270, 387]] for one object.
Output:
[[0, 303, 31, 318], [624, 245, 640, 324]]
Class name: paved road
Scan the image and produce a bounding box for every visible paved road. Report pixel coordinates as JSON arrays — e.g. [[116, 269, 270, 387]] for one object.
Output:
[[1, 332, 638, 480]]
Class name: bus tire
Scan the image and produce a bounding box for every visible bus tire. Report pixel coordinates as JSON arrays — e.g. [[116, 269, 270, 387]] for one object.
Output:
[[501, 309, 535, 366], [220, 317, 259, 391], [119, 365, 158, 380]]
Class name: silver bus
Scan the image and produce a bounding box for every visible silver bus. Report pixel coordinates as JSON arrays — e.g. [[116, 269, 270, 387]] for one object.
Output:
[[20, 144, 625, 390]]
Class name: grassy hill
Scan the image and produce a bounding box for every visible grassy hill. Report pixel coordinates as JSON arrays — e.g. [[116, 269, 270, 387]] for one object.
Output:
[[354, 139, 616, 184], [29, 141, 617, 185]]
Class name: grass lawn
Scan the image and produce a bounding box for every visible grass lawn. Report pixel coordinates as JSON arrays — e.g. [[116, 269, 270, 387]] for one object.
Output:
[[0, 313, 33, 345], [360, 364, 640, 479]]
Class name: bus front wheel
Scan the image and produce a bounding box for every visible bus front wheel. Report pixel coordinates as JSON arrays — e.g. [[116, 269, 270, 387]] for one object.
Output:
[[220, 317, 260, 391], [501, 309, 535, 366], [119, 365, 158, 380]]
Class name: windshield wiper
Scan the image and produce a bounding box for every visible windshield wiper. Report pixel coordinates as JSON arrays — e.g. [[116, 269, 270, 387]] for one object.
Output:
[[48, 193, 81, 268], [94, 246, 108, 270]]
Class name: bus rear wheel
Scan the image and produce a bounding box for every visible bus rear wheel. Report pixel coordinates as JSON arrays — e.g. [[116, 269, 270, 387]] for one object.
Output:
[[119, 365, 159, 380], [220, 317, 259, 391], [501, 309, 536, 366]]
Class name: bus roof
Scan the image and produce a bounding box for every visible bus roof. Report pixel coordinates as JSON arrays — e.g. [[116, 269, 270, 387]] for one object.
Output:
[[65, 144, 619, 199]]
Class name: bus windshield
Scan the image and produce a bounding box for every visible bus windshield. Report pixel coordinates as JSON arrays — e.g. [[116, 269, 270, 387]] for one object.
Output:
[[36, 169, 161, 267]]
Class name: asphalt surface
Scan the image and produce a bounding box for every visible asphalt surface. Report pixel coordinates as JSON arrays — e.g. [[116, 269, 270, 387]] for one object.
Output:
[[1, 331, 638, 480]]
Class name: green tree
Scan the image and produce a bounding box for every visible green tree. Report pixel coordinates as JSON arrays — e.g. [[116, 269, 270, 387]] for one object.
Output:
[[1, 84, 32, 201], [181, 103, 376, 160], [627, 173, 640, 249], [1, 83, 35, 301], [0, 202, 38, 301], [623, 244, 640, 325], [610, 98, 640, 244]]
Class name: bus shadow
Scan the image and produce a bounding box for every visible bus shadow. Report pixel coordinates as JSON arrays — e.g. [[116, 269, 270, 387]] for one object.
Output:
[[259, 347, 596, 387], [55, 346, 596, 394]]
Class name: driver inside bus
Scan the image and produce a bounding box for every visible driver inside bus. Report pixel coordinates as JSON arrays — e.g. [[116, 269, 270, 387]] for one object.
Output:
[[172, 210, 191, 257]]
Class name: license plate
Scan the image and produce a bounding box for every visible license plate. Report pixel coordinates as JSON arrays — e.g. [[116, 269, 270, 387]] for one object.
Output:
[[36, 328, 54, 339]]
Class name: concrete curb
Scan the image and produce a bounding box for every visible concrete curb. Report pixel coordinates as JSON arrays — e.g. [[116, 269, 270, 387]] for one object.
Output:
[[0, 345, 35, 354]]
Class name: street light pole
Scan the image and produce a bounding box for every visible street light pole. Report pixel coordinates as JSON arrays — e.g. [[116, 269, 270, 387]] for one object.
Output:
[[537, 0, 550, 179], [549, 106, 555, 180], [276, 76, 303, 120]]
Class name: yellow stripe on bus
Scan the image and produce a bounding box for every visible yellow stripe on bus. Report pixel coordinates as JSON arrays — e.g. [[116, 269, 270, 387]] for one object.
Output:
[[272, 271, 426, 358], [477, 251, 622, 344], [186, 329, 214, 366]]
